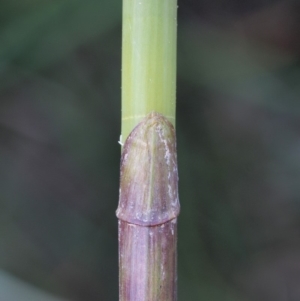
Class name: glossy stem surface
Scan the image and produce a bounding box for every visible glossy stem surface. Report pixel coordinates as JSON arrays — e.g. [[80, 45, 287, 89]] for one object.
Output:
[[121, 0, 177, 141]]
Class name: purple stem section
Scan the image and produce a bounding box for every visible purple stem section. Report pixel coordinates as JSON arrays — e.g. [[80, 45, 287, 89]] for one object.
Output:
[[117, 112, 180, 301], [119, 219, 177, 301]]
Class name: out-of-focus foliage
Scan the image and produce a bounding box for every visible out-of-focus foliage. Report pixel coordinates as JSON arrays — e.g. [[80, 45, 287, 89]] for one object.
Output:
[[0, 0, 299, 300], [0, 270, 68, 301]]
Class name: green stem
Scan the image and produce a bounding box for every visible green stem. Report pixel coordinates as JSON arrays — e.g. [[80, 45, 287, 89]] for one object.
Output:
[[121, 0, 177, 141]]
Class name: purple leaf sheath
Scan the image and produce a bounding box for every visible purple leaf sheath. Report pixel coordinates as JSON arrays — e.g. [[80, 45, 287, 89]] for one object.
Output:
[[117, 112, 180, 301]]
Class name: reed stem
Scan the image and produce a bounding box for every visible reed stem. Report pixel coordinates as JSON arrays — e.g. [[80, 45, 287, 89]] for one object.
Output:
[[118, 1, 178, 300], [121, 0, 177, 141]]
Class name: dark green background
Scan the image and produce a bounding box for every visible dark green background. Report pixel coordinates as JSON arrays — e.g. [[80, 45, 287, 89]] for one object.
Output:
[[0, 0, 299, 300]]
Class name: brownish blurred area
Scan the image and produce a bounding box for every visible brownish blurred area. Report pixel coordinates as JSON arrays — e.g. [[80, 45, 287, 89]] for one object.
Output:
[[0, 0, 299, 300]]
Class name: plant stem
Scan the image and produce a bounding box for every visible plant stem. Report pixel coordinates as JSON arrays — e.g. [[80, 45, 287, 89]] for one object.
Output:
[[118, 1, 178, 300], [121, 0, 177, 141], [117, 112, 179, 301]]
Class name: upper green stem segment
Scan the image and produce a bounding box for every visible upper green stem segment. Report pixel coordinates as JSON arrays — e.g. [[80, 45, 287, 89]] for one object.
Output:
[[121, 0, 177, 141]]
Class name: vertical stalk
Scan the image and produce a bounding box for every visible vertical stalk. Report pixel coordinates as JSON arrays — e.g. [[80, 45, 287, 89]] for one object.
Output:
[[117, 112, 179, 301], [121, 0, 177, 141], [118, 1, 178, 301]]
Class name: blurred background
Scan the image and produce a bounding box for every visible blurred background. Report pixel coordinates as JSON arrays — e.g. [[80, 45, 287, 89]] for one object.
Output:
[[0, 0, 299, 300]]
